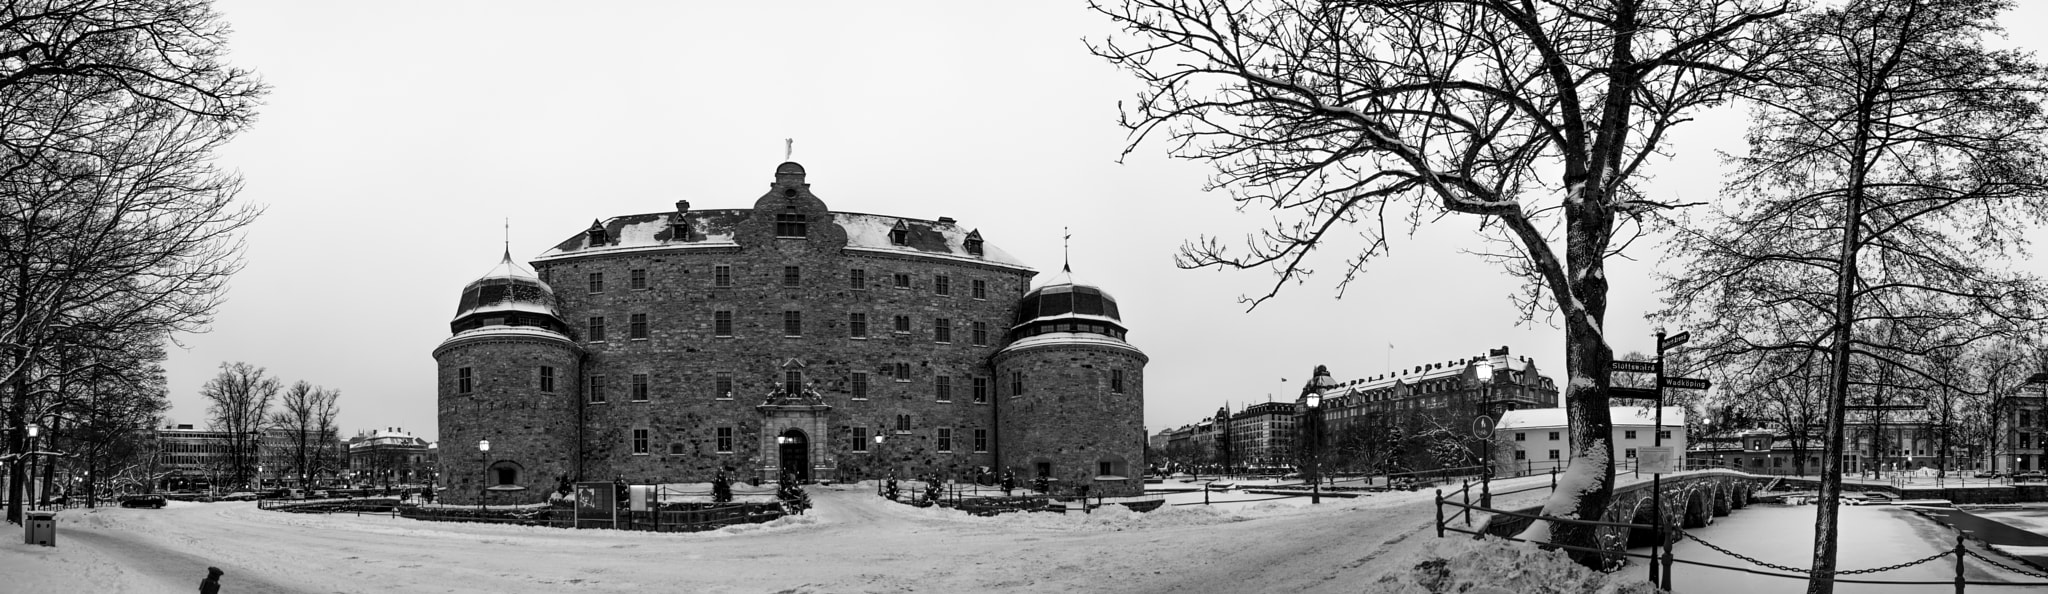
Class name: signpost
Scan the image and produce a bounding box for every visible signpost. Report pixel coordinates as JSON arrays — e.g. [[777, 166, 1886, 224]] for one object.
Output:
[[1607, 329, 1712, 590], [574, 481, 617, 529]]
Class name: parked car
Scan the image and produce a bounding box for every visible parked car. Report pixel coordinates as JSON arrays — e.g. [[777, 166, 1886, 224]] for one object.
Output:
[[1974, 470, 2003, 479], [2014, 471, 2046, 482], [118, 494, 167, 509], [219, 491, 259, 501]]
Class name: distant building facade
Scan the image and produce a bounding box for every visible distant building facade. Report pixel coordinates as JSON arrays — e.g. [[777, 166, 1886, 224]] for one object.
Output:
[[1229, 401, 1298, 471], [1296, 347, 1560, 472], [1993, 373, 2048, 473], [345, 428, 434, 488], [1495, 407, 1687, 476]]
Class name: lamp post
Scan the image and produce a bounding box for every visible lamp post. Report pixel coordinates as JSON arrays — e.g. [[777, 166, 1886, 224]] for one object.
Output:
[[1304, 392, 1321, 504], [477, 439, 490, 512], [25, 424, 40, 510]]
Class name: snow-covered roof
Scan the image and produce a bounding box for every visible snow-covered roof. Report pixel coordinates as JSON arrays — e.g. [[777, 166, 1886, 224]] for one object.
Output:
[[1497, 406, 1685, 430], [533, 209, 1030, 271], [999, 332, 1145, 356]]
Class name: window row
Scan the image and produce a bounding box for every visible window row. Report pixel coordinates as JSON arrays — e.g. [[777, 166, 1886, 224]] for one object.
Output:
[[586, 370, 1001, 404], [623, 426, 989, 455], [570, 266, 999, 299], [583, 312, 995, 344]]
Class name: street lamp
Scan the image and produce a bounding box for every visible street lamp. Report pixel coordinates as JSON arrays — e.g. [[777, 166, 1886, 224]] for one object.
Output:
[[1304, 391, 1321, 505], [477, 439, 490, 512]]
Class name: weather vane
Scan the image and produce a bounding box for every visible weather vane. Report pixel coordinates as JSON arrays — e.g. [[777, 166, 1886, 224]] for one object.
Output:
[[785, 138, 794, 161]]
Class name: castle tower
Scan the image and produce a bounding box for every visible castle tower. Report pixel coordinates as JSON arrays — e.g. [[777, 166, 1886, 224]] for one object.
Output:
[[993, 269, 1148, 496], [434, 250, 582, 504]]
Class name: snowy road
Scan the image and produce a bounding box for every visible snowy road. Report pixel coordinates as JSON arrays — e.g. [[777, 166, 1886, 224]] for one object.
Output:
[[3, 480, 1593, 593]]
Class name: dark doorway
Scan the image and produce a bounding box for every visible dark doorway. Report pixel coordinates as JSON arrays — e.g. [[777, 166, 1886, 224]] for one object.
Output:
[[779, 429, 809, 481], [1035, 462, 1051, 478]]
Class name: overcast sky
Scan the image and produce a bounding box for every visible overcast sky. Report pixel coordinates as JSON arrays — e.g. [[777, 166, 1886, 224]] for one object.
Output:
[[159, 1, 2048, 442]]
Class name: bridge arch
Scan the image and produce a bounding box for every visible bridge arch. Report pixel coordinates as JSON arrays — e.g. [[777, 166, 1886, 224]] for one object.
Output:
[[1712, 482, 1733, 517], [1682, 487, 1713, 528]]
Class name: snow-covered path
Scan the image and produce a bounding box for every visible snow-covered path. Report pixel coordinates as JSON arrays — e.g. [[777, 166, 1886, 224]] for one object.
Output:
[[3, 481, 1628, 593]]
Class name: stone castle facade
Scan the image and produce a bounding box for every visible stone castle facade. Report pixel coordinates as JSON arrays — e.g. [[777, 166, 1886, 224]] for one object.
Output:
[[434, 162, 1147, 504]]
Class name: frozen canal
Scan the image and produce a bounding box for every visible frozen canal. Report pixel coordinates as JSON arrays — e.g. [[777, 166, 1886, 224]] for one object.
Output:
[[1629, 503, 2038, 592]]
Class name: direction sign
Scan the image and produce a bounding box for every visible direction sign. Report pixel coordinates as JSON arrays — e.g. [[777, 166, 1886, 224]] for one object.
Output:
[[1611, 386, 1660, 400], [1660, 331, 1691, 351], [1661, 376, 1712, 390], [1611, 360, 1657, 373]]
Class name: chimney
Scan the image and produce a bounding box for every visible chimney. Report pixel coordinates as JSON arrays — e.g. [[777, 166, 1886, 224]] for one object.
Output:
[[937, 216, 956, 225]]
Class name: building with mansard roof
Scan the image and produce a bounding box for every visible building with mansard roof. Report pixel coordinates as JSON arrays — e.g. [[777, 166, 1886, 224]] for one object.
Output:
[[433, 162, 1148, 504]]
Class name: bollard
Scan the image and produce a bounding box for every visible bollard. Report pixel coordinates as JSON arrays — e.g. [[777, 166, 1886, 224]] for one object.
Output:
[[1551, 466, 1559, 491], [1434, 489, 1445, 537], [1954, 535, 1967, 594]]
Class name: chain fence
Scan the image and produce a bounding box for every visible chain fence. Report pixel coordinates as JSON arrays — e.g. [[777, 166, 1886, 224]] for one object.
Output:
[[1681, 531, 1952, 576]]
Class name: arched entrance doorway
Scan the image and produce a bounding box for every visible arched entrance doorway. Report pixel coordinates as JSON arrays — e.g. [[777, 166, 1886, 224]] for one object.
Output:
[[779, 429, 810, 481]]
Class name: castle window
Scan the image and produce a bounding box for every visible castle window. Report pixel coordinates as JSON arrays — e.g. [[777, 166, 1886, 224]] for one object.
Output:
[[895, 414, 912, 432], [935, 274, 951, 296], [1549, 450, 1560, 460], [631, 374, 649, 401], [853, 427, 869, 452], [973, 429, 988, 453], [893, 273, 910, 289], [1548, 432, 1560, 441], [937, 428, 953, 453], [714, 311, 733, 337], [972, 279, 987, 300], [630, 269, 647, 290], [1111, 369, 1125, 394], [775, 212, 808, 237], [669, 442, 687, 455], [783, 311, 803, 337], [849, 269, 866, 290], [972, 377, 988, 404], [848, 313, 868, 339], [587, 316, 606, 342], [889, 223, 908, 245], [715, 373, 733, 400], [1626, 448, 1637, 459], [894, 362, 912, 383], [632, 429, 650, 455], [964, 231, 984, 256], [1010, 371, 1023, 397], [972, 322, 988, 346], [588, 272, 604, 294], [588, 375, 607, 404], [852, 372, 869, 400], [492, 462, 519, 486], [934, 318, 952, 343], [713, 265, 732, 288], [783, 266, 801, 288], [457, 367, 473, 394], [784, 369, 803, 395], [893, 315, 910, 334], [539, 366, 555, 393], [1515, 433, 1525, 441], [716, 427, 733, 453], [630, 313, 648, 340], [936, 375, 952, 402]]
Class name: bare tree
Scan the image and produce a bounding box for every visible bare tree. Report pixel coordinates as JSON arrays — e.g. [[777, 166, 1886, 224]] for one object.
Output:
[[1090, 0, 1792, 565], [0, 0, 263, 523], [270, 381, 342, 488], [1654, 1, 2048, 588], [199, 362, 277, 490]]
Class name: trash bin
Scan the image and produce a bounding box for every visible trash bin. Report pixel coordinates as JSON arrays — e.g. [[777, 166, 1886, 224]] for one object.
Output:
[[24, 510, 55, 546]]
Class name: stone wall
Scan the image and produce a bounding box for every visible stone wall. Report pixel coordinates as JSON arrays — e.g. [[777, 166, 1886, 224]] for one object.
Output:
[[434, 330, 581, 504], [995, 340, 1149, 497], [531, 170, 1037, 484]]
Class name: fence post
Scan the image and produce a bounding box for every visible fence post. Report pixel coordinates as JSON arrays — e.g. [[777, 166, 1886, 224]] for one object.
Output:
[[1461, 480, 1471, 527], [1434, 489, 1445, 538], [1551, 466, 1559, 491], [1954, 534, 1966, 594]]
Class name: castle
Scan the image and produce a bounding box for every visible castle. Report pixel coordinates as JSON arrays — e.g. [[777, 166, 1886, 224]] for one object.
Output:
[[433, 162, 1147, 504]]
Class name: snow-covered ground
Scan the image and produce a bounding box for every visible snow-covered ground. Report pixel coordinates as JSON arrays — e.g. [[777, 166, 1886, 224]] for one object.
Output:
[[3, 477, 1655, 593]]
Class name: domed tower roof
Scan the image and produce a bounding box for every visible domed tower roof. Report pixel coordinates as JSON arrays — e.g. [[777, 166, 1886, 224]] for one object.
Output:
[[1009, 268, 1128, 342], [450, 250, 568, 334]]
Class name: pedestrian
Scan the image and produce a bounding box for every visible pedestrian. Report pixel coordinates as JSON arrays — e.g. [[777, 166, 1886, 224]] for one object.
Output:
[[199, 566, 223, 594]]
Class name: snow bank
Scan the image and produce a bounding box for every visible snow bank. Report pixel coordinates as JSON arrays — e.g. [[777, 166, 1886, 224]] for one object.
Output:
[[1361, 536, 1657, 594]]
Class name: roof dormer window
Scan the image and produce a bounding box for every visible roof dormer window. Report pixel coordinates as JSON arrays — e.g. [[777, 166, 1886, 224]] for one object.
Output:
[[964, 229, 984, 256], [889, 221, 909, 245], [585, 220, 608, 247]]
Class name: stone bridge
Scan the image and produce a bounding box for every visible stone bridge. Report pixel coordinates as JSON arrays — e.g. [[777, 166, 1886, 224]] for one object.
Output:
[[1483, 469, 1771, 552]]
